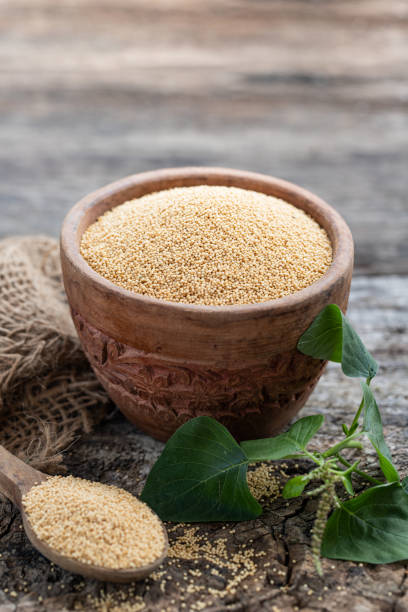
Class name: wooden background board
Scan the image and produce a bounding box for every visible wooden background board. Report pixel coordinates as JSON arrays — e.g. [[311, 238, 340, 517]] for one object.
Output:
[[1, 0, 407, 274], [0, 1, 408, 611]]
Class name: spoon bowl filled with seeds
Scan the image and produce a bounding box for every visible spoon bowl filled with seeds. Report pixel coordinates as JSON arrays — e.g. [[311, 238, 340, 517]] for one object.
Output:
[[0, 445, 168, 582], [61, 167, 353, 441]]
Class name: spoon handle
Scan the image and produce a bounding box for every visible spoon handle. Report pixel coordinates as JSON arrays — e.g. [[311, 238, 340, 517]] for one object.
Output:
[[0, 445, 46, 508]]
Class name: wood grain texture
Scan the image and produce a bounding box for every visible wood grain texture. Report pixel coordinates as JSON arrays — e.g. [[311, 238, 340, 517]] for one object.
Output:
[[0, 275, 407, 610], [0, 446, 46, 508], [1, 0, 407, 274]]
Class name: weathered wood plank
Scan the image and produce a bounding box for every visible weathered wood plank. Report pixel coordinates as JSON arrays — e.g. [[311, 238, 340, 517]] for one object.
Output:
[[0, 0, 407, 274], [0, 275, 407, 611]]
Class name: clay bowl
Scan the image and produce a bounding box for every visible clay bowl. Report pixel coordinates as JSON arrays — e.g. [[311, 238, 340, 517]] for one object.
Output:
[[60, 167, 353, 442]]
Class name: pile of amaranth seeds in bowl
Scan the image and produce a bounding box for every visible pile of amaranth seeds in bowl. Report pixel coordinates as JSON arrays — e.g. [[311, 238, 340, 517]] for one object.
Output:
[[80, 185, 332, 306]]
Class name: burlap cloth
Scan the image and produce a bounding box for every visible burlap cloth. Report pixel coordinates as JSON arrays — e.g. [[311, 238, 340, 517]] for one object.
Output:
[[0, 236, 109, 472]]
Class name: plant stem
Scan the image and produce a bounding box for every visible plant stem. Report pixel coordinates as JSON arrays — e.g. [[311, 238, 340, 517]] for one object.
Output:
[[348, 376, 372, 434], [302, 449, 321, 465], [322, 433, 362, 458], [348, 397, 364, 435], [339, 459, 360, 476], [336, 455, 382, 485]]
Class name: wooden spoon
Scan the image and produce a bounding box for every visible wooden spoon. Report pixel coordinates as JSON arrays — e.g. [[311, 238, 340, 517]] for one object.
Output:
[[0, 445, 168, 582]]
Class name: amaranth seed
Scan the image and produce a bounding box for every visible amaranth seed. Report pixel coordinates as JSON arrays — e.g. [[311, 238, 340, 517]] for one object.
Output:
[[80, 185, 332, 306], [22, 476, 166, 569], [75, 458, 284, 611]]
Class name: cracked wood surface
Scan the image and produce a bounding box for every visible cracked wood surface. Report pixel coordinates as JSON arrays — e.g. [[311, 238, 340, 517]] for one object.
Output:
[[0, 275, 407, 611], [1, 0, 408, 274]]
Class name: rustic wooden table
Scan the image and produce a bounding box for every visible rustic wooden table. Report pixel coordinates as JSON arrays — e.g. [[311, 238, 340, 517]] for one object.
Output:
[[1, 1, 407, 610]]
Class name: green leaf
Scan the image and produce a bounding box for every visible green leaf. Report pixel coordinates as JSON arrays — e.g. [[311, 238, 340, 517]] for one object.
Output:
[[287, 414, 325, 447], [282, 475, 307, 499], [141, 416, 261, 522], [297, 304, 343, 362], [241, 415, 324, 462], [322, 483, 408, 563], [362, 383, 399, 483], [297, 304, 378, 380], [402, 476, 408, 494], [341, 320, 378, 379]]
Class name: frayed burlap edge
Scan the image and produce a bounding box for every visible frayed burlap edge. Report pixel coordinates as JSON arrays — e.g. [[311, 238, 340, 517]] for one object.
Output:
[[0, 236, 109, 472]]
